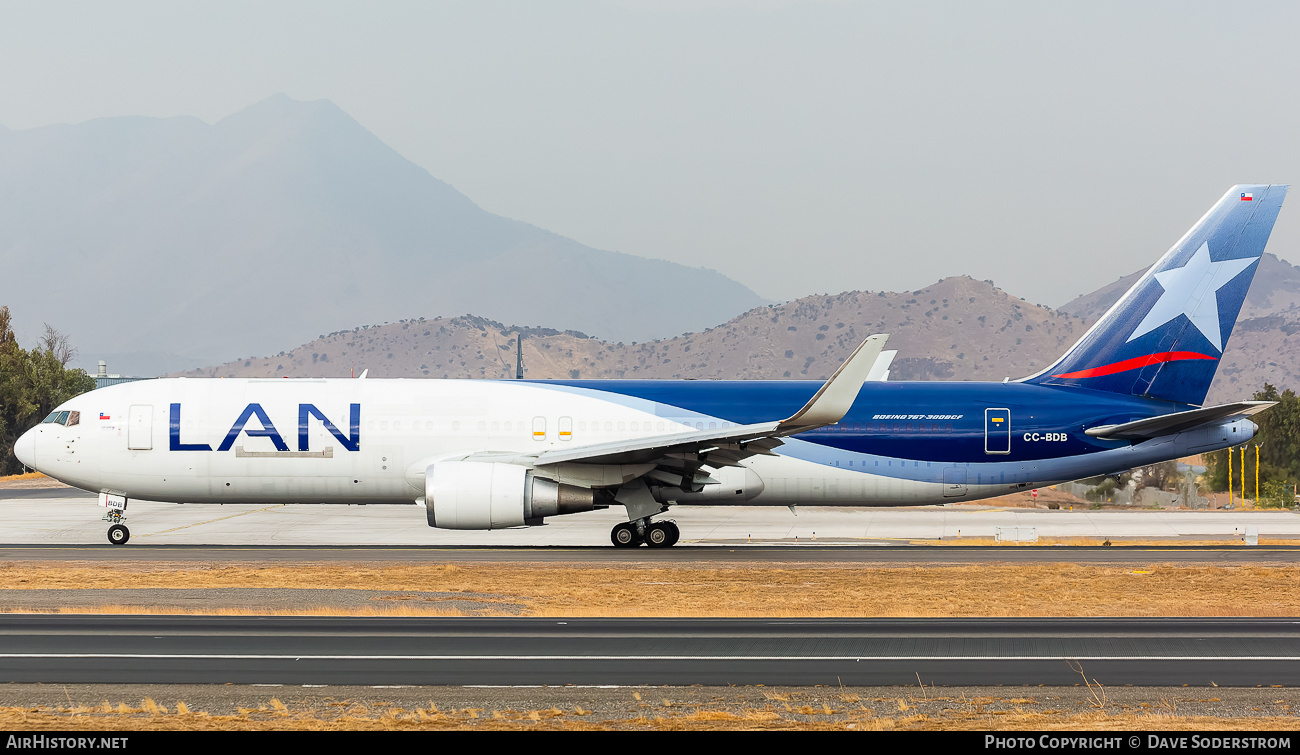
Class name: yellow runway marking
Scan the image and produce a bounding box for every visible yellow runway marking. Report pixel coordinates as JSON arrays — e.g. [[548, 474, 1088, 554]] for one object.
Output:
[[137, 505, 286, 537]]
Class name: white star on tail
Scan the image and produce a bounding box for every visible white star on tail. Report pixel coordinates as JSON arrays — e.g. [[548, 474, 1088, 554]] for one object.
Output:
[[1125, 241, 1257, 352]]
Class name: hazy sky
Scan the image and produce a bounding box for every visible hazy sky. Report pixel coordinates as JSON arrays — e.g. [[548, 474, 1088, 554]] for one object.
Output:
[[3, 0, 1299, 306]]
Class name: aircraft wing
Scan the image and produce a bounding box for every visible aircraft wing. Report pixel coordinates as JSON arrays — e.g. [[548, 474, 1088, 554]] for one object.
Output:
[[1084, 400, 1275, 440], [466, 334, 888, 485]]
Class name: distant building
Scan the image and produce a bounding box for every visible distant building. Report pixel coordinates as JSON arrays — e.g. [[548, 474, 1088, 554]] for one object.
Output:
[[94, 361, 151, 390]]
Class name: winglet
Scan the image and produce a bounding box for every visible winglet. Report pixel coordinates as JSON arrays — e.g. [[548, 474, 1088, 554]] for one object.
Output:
[[778, 334, 888, 432], [866, 349, 897, 382]]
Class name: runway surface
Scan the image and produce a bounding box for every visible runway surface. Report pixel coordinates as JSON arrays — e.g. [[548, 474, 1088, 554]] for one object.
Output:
[[3, 494, 1299, 548], [2, 543, 1299, 563], [0, 615, 1295, 687]]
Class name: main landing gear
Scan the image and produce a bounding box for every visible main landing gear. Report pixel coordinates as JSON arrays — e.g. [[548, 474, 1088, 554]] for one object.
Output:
[[611, 519, 680, 548]]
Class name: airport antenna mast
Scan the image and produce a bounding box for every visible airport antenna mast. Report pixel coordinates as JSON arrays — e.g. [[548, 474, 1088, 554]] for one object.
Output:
[[516, 334, 524, 379]]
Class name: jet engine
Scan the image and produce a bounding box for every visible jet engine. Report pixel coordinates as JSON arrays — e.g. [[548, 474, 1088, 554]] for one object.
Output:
[[425, 461, 596, 530]]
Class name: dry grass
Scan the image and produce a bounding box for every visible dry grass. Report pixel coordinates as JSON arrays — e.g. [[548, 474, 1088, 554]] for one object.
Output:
[[0, 472, 47, 482], [1, 561, 1299, 617], [0, 699, 1295, 731]]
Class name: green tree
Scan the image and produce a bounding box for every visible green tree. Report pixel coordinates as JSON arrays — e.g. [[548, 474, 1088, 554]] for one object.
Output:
[[1203, 383, 1300, 498], [0, 309, 96, 474]]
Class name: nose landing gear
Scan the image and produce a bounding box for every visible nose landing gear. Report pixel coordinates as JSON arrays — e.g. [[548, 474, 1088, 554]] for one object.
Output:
[[107, 523, 130, 545], [102, 500, 130, 545], [610, 519, 680, 548]]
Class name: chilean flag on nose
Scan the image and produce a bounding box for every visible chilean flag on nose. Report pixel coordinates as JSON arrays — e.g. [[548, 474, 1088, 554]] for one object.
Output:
[[1242, 192, 1253, 201]]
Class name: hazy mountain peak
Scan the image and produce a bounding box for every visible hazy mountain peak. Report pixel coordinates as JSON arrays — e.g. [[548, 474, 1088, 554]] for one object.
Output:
[[2, 96, 764, 376], [215, 92, 355, 133]]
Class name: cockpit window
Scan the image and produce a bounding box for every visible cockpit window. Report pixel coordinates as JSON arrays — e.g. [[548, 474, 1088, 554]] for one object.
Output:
[[41, 411, 73, 426], [66, 411, 80, 427]]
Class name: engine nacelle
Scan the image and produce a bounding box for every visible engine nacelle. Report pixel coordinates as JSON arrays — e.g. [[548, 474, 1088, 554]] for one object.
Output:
[[425, 461, 596, 530]]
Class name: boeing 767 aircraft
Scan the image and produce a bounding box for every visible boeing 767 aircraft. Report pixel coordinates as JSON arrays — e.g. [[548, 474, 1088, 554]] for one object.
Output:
[[15, 185, 1288, 547]]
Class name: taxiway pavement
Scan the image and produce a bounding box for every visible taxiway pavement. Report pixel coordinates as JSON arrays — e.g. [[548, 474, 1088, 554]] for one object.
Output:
[[0, 615, 1294, 687]]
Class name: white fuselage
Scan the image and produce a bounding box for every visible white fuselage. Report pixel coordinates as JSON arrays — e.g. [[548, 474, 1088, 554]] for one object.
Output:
[[26, 378, 951, 508], [20, 377, 1255, 514]]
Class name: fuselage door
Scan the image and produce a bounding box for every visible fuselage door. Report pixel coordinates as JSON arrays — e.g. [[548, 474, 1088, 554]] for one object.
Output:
[[127, 405, 153, 450], [984, 408, 1010, 455], [943, 467, 968, 497]]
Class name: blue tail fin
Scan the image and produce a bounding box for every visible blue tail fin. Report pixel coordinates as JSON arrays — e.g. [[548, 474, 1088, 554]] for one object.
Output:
[[1024, 184, 1288, 406]]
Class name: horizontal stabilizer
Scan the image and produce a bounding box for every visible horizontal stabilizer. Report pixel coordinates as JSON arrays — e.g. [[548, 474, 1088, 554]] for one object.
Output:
[[1084, 401, 1275, 440]]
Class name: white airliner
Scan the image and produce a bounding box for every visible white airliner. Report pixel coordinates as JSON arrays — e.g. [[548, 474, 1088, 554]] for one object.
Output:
[[13, 185, 1287, 548]]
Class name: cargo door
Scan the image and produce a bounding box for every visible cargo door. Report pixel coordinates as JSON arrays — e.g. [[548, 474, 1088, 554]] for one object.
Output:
[[984, 408, 1010, 455], [127, 405, 153, 450]]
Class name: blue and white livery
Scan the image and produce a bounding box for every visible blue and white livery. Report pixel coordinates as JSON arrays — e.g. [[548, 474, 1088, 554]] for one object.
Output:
[[14, 185, 1287, 547]]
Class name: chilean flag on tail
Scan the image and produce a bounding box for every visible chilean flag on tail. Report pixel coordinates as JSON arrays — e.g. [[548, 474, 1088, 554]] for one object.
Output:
[[1021, 184, 1287, 407]]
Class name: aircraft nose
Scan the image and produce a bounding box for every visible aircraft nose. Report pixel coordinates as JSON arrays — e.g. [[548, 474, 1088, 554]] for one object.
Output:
[[14, 428, 36, 469]]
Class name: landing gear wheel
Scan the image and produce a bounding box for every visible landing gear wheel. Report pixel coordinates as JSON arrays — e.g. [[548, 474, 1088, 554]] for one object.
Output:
[[645, 521, 675, 548], [107, 524, 130, 546], [663, 521, 680, 547], [611, 522, 641, 548]]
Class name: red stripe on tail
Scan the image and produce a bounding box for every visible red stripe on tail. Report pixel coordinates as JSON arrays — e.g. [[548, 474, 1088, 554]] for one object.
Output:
[[1052, 351, 1216, 379]]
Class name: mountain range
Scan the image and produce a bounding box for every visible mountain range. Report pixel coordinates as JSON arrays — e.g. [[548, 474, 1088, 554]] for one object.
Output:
[[177, 252, 1300, 406], [10, 95, 1300, 399], [0, 95, 763, 376]]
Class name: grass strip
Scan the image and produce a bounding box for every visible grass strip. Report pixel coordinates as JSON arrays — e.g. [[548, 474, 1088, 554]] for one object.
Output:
[[0, 561, 1297, 617]]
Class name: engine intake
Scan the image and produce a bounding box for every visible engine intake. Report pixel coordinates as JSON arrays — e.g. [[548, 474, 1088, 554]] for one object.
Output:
[[425, 461, 595, 530]]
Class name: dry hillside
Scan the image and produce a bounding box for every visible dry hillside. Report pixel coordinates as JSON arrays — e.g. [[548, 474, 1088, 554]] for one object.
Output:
[[179, 276, 1085, 382], [179, 254, 1300, 404]]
